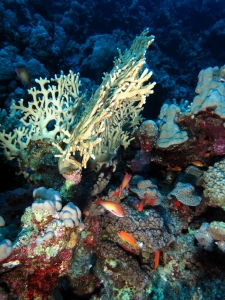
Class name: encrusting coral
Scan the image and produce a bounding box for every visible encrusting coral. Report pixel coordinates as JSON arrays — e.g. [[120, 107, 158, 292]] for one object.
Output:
[[0, 187, 84, 299], [195, 221, 225, 253], [102, 199, 175, 256], [156, 103, 189, 148], [0, 29, 156, 180], [203, 158, 225, 208], [129, 175, 163, 205], [191, 66, 225, 117], [167, 182, 202, 206]]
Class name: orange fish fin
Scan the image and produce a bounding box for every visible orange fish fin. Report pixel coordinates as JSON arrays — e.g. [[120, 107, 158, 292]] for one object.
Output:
[[144, 195, 158, 206], [119, 243, 137, 253], [125, 172, 132, 190], [112, 189, 121, 197], [138, 199, 145, 211], [92, 195, 102, 204], [150, 250, 160, 273]]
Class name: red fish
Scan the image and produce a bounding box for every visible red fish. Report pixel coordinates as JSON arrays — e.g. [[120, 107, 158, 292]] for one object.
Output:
[[118, 231, 139, 251], [93, 195, 125, 217], [15, 67, 32, 87], [112, 172, 132, 197], [150, 249, 160, 273], [138, 195, 159, 212]]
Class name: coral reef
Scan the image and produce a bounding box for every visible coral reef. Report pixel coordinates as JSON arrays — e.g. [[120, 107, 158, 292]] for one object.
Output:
[[191, 67, 225, 117], [130, 175, 163, 205], [0, 187, 83, 299], [0, 30, 156, 189], [101, 199, 175, 255], [94, 241, 151, 300], [0, 1, 225, 298], [195, 221, 225, 253], [203, 158, 225, 208], [156, 103, 188, 148], [135, 65, 225, 173], [168, 182, 202, 206]]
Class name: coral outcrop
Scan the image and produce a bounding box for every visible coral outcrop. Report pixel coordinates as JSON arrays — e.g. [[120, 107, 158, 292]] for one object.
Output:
[[203, 158, 225, 208]]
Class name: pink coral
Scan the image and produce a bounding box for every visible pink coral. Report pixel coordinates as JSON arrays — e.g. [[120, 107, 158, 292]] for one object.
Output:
[[62, 169, 82, 184]]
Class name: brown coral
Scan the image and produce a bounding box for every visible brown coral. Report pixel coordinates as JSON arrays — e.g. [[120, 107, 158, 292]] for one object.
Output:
[[102, 200, 175, 255], [95, 241, 150, 299]]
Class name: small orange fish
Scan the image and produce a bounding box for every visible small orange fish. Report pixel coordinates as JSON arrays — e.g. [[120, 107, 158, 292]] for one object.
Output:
[[112, 172, 132, 197], [150, 249, 160, 273], [118, 231, 139, 251], [138, 198, 145, 212], [204, 152, 210, 158], [144, 195, 159, 206], [15, 67, 32, 87], [166, 165, 182, 172], [138, 195, 159, 212], [191, 160, 203, 167], [203, 139, 209, 144], [93, 195, 125, 217]]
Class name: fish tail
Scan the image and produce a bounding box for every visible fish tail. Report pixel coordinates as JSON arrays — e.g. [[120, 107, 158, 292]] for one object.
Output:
[[125, 173, 132, 190], [112, 188, 121, 197], [137, 201, 144, 212], [93, 195, 102, 204], [150, 197, 158, 206]]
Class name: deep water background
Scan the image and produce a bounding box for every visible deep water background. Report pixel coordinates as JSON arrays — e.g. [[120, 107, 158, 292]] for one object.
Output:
[[0, 0, 225, 120]]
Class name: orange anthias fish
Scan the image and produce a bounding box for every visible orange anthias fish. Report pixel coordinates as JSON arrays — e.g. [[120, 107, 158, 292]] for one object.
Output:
[[138, 195, 159, 212], [118, 231, 139, 252], [112, 172, 132, 197], [166, 165, 182, 172], [15, 67, 32, 87], [93, 195, 125, 217], [150, 249, 160, 274], [137, 198, 145, 212], [191, 160, 203, 167], [204, 152, 210, 158]]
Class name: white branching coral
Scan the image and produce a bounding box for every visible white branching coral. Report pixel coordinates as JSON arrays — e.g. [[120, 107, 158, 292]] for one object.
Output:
[[0, 71, 84, 161], [0, 29, 156, 171], [54, 29, 156, 169], [12, 72, 82, 140]]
